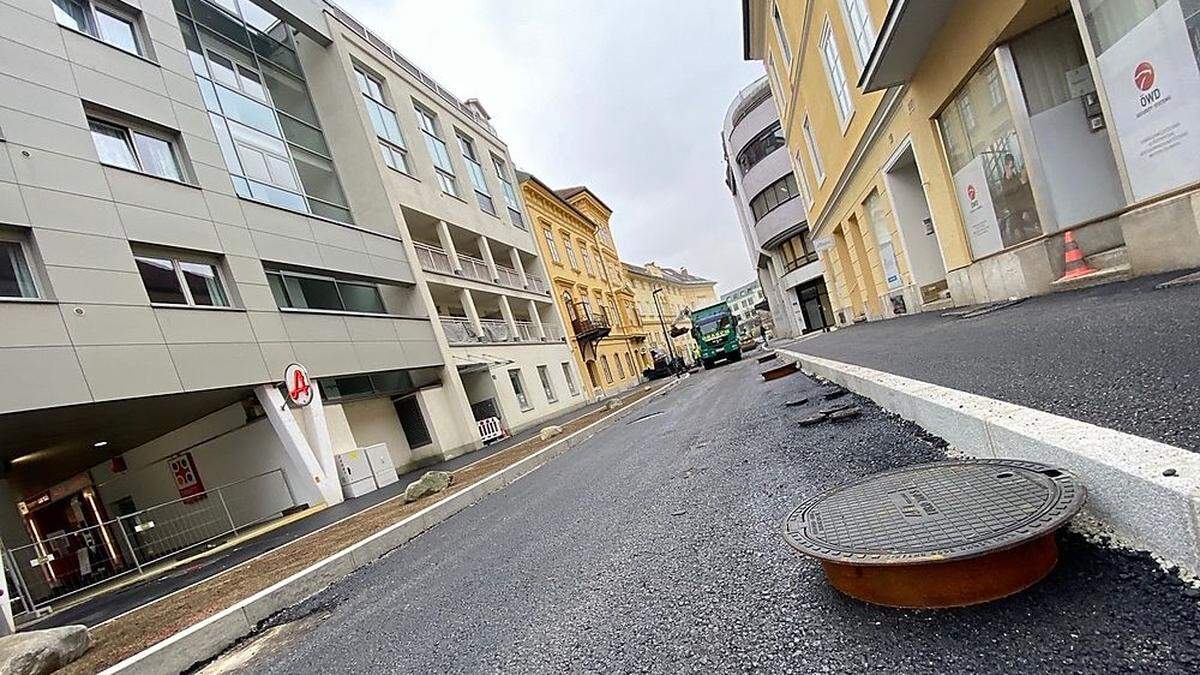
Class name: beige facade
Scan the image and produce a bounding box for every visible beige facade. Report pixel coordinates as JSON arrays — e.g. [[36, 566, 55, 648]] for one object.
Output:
[[624, 262, 718, 363]]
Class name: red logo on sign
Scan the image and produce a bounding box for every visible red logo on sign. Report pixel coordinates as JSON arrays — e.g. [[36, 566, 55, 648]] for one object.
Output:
[[170, 452, 207, 504], [966, 184, 977, 201], [1134, 61, 1155, 92], [284, 363, 313, 407]]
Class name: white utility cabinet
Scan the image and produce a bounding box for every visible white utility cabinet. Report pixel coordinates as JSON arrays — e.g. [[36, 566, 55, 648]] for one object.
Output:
[[335, 448, 377, 499], [361, 443, 399, 488]]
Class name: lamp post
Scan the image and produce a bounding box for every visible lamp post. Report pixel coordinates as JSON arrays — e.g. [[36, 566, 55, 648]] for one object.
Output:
[[651, 287, 678, 374]]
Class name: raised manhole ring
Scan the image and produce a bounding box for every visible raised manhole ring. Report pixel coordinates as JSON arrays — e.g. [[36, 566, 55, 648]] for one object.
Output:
[[760, 362, 799, 381], [757, 353, 779, 364], [782, 459, 1086, 608]]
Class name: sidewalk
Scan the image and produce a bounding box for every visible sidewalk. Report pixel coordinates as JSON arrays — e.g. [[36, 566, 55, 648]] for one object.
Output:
[[784, 270, 1200, 452], [32, 387, 635, 631]]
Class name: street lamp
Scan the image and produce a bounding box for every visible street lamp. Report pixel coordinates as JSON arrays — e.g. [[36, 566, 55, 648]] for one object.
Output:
[[651, 287, 679, 374]]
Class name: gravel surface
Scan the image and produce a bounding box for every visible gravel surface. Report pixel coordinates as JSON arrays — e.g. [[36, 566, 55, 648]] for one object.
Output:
[[211, 356, 1200, 674], [787, 272, 1200, 452]]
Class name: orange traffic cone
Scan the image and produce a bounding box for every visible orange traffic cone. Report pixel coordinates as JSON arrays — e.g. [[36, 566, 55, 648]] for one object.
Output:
[[1058, 230, 1095, 281]]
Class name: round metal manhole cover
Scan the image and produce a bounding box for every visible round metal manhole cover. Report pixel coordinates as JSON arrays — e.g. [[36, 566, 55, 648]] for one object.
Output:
[[783, 459, 1085, 566]]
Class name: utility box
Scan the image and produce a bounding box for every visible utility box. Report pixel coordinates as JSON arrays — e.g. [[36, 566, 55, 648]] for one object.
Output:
[[335, 449, 377, 499], [361, 443, 398, 489]]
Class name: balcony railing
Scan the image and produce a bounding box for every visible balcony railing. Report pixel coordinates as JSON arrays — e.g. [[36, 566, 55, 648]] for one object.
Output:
[[441, 316, 479, 344], [496, 265, 524, 290], [569, 303, 611, 338], [514, 320, 540, 342], [442, 316, 566, 345], [414, 242, 549, 296], [542, 320, 565, 341], [526, 274, 549, 295], [414, 242, 455, 275], [478, 318, 512, 342], [457, 253, 493, 284]]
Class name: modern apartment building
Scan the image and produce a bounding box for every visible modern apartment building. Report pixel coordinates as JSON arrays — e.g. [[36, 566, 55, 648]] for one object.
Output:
[[722, 76, 832, 337], [624, 262, 718, 364], [519, 174, 648, 399], [744, 0, 1200, 322], [0, 0, 575, 614], [719, 279, 773, 340]]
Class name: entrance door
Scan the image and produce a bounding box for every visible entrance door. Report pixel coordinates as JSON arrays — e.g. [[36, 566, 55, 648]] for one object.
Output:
[[796, 278, 833, 333], [884, 144, 948, 305]]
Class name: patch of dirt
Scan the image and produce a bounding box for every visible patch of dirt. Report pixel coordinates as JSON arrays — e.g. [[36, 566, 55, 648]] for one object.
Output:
[[61, 383, 666, 674]]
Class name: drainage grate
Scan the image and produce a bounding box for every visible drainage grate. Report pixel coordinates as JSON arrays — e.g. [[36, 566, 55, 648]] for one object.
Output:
[[784, 459, 1084, 565]]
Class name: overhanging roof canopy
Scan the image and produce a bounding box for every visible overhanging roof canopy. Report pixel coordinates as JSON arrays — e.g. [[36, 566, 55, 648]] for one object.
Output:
[[859, 0, 956, 92]]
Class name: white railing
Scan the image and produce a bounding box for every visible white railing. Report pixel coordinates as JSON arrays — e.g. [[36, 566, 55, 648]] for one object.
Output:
[[441, 316, 478, 344], [496, 264, 525, 290], [542, 321, 566, 341], [478, 318, 512, 343], [514, 320, 540, 342], [526, 274, 549, 295], [477, 416, 504, 443], [414, 242, 455, 275], [457, 253, 493, 284]]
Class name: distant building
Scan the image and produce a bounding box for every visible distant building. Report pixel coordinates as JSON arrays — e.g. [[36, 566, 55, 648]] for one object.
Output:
[[623, 263, 718, 364], [720, 280, 772, 339]]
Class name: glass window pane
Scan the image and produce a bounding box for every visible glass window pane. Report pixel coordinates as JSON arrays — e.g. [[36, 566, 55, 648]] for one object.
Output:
[[308, 199, 352, 223], [337, 281, 385, 313], [236, 144, 270, 182], [132, 132, 182, 181], [262, 64, 319, 125], [266, 271, 290, 307], [249, 29, 300, 74], [180, 261, 228, 306], [237, 65, 266, 101], [135, 256, 187, 304], [95, 8, 139, 55], [89, 121, 138, 170], [247, 179, 307, 211], [215, 84, 282, 138], [208, 52, 240, 89], [188, 0, 251, 50], [0, 242, 37, 298], [52, 0, 94, 34], [265, 155, 297, 190], [292, 147, 348, 206], [278, 115, 329, 156], [293, 275, 342, 310], [394, 396, 432, 448], [208, 113, 243, 174]]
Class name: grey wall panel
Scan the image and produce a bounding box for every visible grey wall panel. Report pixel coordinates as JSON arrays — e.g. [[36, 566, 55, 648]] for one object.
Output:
[[60, 304, 166, 346], [246, 311, 288, 342], [75, 344, 183, 400], [9, 146, 111, 198], [20, 187, 124, 238], [0, 2, 66, 58], [242, 201, 316, 241], [0, 38, 76, 96], [0, 346, 91, 413], [72, 66, 176, 130], [257, 341, 297, 376], [168, 342, 271, 390], [0, 108, 93, 161], [35, 230, 136, 272], [343, 315, 398, 342], [352, 340, 408, 372], [43, 267, 148, 305], [105, 170, 212, 219], [317, 243, 373, 279], [0, 303, 70, 348], [119, 203, 222, 252], [250, 230, 324, 269], [291, 340, 362, 376], [155, 308, 257, 344], [0, 182, 29, 225], [280, 312, 352, 342]]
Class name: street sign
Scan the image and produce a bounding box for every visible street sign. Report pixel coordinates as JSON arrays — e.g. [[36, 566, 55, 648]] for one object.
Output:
[[284, 362, 313, 408]]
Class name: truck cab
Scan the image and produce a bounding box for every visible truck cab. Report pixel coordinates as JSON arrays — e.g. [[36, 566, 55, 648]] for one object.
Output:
[[691, 302, 742, 369]]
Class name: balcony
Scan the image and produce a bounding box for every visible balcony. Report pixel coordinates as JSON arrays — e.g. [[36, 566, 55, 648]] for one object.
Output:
[[569, 303, 611, 341], [414, 242, 550, 296], [440, 316, 565, 346]]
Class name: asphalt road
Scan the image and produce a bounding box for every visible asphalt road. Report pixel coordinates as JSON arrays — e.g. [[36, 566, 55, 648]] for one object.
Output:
[[788, 271, 1200, 452], [204, 355, 1200, 674]]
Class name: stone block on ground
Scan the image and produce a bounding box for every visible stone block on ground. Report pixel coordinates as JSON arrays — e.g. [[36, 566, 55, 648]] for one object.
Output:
[[605, 398, 623, 411], [0, 625, 92, 675], [403, 470, 452, 503], [539, 425, 563, 441]]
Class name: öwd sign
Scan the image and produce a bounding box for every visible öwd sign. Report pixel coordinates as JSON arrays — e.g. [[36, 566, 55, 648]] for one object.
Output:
[[284, 363, 313, 407]]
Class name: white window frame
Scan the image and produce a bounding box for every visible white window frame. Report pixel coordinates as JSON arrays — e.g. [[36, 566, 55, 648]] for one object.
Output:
[[563, 234, 579, 269], [0, 234, 40, 300], [88, 117, 185, 183], [771, 2, 792, 65], [537, 365, 557, 403], [133, 252, 230, 308], [456, 132, 496, 216], [354, 66, 411, 176], [802, 115, 826, 184], [793, 151, 813, 209], [508, 368, 531, 410], [264, 266, 387, 315], [818, 18, 854, 128], [542, 226, 560, 264], [491, 154, 526, 229], [561, 362, 580, 396], [52, 0, 144, 56], [839, 0, 876, 70], [413, 102, 459, 197]]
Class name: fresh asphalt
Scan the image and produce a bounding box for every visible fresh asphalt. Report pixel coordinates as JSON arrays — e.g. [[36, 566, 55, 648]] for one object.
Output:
[[789, 271, 1200, 452], [207, 352, 1200, 674]]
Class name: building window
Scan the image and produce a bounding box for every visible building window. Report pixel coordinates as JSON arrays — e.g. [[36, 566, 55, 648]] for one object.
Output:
[[772, 2, 792, 64], [264, 266, 387, 314], [561, 362, 580, 396], [750, 174, 800, 221], [537, 365, 557, 403], [508, 368, 531, 410], [736, 121, 786, 176], [624, 352, 636, 378], [394, 396, 432, 448], [839, 0, 875, 69], [802, 116, 825, 183], [88, 118, 183, 182], [600, 355, 613, 384], [819, 19, 854, 125], [491, 154, 525, 228], [456, 133, 496, 215], [354, 66, 410, 175], [134, 253, 228, 307], [542, 226, 560, 263], [780, 227, 819, 273], [615, 352, 625, 378], [563, 235, 579, 269], [0, 239, 38, 299], [414, 103, 458, 197], [580, 245, 594, 275], [52, 0, 142, 56]]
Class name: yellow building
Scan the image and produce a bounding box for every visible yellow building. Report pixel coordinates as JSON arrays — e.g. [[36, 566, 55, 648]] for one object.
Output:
[[519, 174, 648, 399], [744, 0, 1200, 320], [623, 262, 719, 364]]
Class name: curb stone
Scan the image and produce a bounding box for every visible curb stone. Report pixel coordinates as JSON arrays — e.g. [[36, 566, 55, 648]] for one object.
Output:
[[98, 380, 679, 675], [776, 348, 1200, 575]]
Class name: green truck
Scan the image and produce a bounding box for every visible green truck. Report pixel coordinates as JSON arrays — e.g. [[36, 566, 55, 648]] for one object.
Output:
[[691, 302, 742, 369]]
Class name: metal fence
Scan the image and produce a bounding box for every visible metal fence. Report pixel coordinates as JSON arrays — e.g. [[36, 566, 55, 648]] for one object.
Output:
[[479, 318, 512, 343], [413, 242, 455, 275], [457, 253, 493, 284], [441, 316, 478, 344], [6, 470, 295, 611]]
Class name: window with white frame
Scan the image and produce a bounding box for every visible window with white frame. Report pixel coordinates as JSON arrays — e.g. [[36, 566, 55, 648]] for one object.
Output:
[[508, 368, 531, 410], [413, 103, 458, 197], [88, 117, 183, 182], [542, 226, 560, 263], [819, 20, 854, 125], [794, 151, 814, 207], [772, 2, 792, 64], [491, 154, 525, 229], [52, 0, 142, 56], [561, 362, 580, 396], [802, 116, 826, 183], [264, 265, 387, 314], [456, 133, 496, 215], [133, 252, 229, 307], [0, 236, 39, 299], [580, 244, 594, 275], [839, 0, 876, 68], [354, 66, 410, 175], [537, 365, 557, 403], [563, 235, 579, 269]]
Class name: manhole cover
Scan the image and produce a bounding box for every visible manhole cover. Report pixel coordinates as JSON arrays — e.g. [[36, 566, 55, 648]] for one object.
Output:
[[783, 459, 1085, 607]]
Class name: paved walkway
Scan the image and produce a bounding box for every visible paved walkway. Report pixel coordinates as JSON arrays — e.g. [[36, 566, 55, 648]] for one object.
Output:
[[206, 355, 1199, 674], [784, 270, 1200, 452], [33, 388, 635, 629]]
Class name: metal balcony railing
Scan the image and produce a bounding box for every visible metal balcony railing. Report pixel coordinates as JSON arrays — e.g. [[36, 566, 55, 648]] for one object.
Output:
[[570, 303, 611, 337], [413, 242, 455, 275], [415, 242, 549, 296], [495, 264, 525, 290], [441, 316, 478, 344], [526, 274, 549, 295], [513, 320, 540, 342], [478, 318, 512, 342], [457, 253, 493, 284], [542, 321, 566, 341]]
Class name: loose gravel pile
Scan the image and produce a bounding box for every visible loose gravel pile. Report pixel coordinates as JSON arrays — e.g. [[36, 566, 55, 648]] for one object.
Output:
[[227, 359, 1200, 674]]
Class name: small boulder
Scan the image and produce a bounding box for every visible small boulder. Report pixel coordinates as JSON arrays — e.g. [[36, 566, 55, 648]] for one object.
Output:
[[403, 470, 452, 503], [605, 398, 623, 411], [0, 625, 93, 675], [538, 425, 563, 441]]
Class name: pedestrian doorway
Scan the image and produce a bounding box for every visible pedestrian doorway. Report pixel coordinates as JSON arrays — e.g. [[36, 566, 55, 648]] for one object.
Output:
[[883, 142, 948, 305], [795, 278, 833, 333]]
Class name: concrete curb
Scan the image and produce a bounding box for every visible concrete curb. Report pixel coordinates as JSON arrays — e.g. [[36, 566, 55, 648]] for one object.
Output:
[[775, 349, 1200, 574], [99, 382, 677, 675]]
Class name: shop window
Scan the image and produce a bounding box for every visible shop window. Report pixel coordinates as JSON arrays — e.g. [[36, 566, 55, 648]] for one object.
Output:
[[0, 237, 39, 299], [88, 118, 183, 182], [508, 368, 531, 410], [134, 251, 229, 307], [264, 266, 387, 314], [53, 0, 143, 56], [780, 227, 818, 273], [561, 362, 580, 396], [537, 365, 557, 403], [394, 395, 432, 448]]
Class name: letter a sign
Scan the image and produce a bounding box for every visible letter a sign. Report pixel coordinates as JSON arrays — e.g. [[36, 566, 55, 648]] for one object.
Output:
[[284, 362, 313, 407]]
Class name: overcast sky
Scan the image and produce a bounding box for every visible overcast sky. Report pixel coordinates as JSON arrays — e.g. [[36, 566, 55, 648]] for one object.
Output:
[[339, 0, 764, 293]]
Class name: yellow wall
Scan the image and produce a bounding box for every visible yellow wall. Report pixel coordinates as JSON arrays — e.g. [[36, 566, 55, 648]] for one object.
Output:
[[624, 265, 718, 362], [520, 178, 646, 398]]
